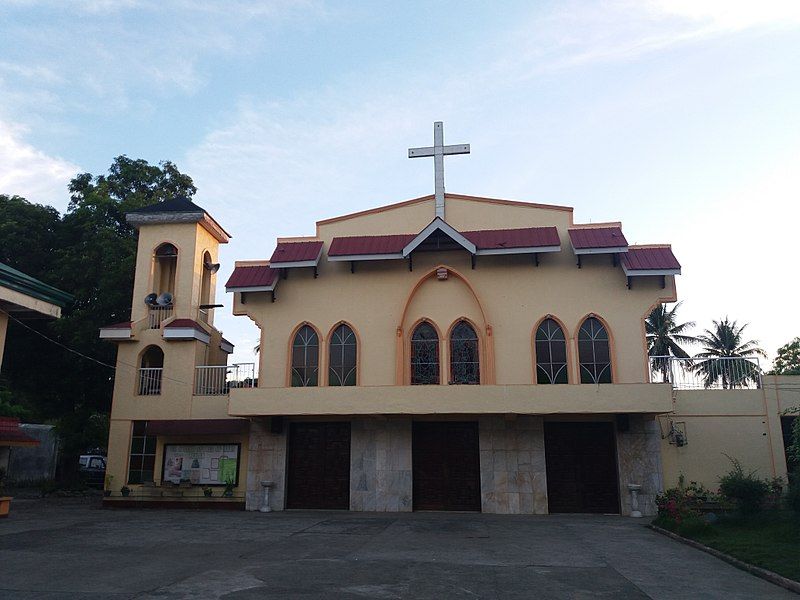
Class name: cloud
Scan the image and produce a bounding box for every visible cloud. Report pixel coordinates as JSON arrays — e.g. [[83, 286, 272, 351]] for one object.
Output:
[[0, 121, 78, 208]]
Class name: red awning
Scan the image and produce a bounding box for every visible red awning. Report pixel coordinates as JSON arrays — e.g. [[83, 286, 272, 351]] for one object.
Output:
[[463, 226, 559, 250], [568, 227, 628, 251], [0, 417, 39, 447], [164, 319, 206, 332], [269, 241, 323, 267], [225, 265, 279, 291], [621, 246, 681, 273], [328, 234, 415, 257]]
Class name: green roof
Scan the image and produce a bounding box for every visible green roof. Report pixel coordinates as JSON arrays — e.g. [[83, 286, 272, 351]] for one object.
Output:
[[0, 262, 73, 308]]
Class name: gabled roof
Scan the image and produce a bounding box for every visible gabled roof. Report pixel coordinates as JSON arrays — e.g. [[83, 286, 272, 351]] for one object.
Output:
[[269, 241, 324, 268], [327, 224, 561, 262], [225, 264, 279, 292], [0, 262, 73, 308], [621, 246, 681, 276], [402, 218, 476, 257], [126, 196, 231, 243], [127, 196, 205, 214], [568, 226, 628, 254]]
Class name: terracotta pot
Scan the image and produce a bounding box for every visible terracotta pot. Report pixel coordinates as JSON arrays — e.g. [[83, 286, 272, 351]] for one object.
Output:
[[0, 496, 12, 518]]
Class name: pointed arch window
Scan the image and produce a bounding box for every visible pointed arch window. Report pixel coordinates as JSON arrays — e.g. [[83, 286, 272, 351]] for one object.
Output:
[[291, 325, 319, 387], [411, 322, 440, 385], [329, 324, 357, 386], [578, 317, 612, 384], [153, 243, 178, 296], [450, 320, 480, 384], [535, 318, 568, 384]]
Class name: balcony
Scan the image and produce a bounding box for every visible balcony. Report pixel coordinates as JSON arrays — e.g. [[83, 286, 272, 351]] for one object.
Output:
[[649, 356, 762, 390], [227, 382, 673, 417], [147, 306, 173, 329], [194, 364, 256, 396], [138, 368, 163, 396]]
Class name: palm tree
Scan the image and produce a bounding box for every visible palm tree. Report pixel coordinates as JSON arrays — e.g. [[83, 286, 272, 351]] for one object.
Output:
[[646, 302, 698, 382], [694, 317, 766, 389]]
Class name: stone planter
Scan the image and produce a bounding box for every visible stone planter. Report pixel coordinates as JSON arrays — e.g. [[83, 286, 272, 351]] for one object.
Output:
[[0, 496, 12, 518]]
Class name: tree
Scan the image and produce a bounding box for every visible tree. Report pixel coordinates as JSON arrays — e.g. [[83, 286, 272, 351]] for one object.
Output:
[[645, 302, 698, 382], [0, 195, 61, 277], [693, 317, 766, 389], [1, 156, 196, 480], [770, 337, 800, 375]]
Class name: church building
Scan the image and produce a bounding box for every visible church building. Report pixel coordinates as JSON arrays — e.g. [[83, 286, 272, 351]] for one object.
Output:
[[101, 124, 796, 515]]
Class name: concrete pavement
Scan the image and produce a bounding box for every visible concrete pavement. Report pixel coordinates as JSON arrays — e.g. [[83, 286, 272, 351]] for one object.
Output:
[[0, 498, 793, 599]]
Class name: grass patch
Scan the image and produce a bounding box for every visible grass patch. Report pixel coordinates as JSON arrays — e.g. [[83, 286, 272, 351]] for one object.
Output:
[[664, 511, 800, 582]]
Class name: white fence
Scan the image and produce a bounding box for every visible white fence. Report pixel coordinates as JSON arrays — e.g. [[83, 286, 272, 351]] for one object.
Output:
[[194, 363, 256, 396], [649, 356, 762, 390], [147, 306, 173, 329], [138, 368, 163, 395]]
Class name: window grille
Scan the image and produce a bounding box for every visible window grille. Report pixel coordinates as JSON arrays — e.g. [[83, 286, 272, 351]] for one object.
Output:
[[449, 320, 480, 384], [578, 317, 612, 384], [411, 322, 440, 385], [329, 324, 357, 386], [535, 318, 568, 384], [291, 325, 319, 387]]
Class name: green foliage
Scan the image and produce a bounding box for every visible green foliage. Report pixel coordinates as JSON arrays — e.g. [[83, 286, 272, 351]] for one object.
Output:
[[0, 388, 31, 419], [718, 456, 770, 514], [646, 302, 698, 382], [693, 317, 766, 388], [654, 482, 715, 529], [787, 413, 800, 471], [769, 337, 800, 375], [787, 482, 800, 513], [0, 156, 195, 480]]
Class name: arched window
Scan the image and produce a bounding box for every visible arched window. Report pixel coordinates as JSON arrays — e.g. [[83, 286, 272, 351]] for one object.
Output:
[[578, 317, 612, 384], [199, 251, 213, 324], [329, 324, 357, 386], [450, 320, 480, 384], [535, 318, 568, 384], [411, 322, 440, 385], [153, 243, 178, 296], [291, 325, 319, 387], [138, 345, 164, 395]]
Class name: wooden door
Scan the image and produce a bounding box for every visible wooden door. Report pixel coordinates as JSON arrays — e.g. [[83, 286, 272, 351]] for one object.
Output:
[[412, 421, 481, 511], [286, 422, 351, 509], [544, 422, 620, 514]]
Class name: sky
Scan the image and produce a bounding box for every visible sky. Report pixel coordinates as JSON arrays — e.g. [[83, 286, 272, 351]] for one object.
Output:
[[1, 0, 799, 370]]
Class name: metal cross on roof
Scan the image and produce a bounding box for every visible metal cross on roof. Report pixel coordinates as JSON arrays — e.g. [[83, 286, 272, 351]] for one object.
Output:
[[408, 121, 470, 220]]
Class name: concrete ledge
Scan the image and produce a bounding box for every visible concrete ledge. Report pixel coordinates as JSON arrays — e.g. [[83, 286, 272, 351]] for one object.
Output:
[[648, 524, 800, 595], [229, 383, 673, 416], [103, 497, 245, 510]]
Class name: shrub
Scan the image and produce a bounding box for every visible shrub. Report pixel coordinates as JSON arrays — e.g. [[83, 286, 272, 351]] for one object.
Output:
[[788, 480, 800, 514], [718, 456, 770, 514], [655, 486, 704, 526]]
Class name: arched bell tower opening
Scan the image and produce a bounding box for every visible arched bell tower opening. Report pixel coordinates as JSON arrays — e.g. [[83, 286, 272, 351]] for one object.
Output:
[[153, 243, 178, 297]]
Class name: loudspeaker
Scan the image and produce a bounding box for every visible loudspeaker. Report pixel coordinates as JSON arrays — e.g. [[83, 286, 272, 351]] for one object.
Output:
[[616, 414, 630, 432], [270, 416, 284, 435]]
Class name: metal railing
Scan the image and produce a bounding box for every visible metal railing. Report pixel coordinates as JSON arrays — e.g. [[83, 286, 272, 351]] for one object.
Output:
[[649, 356, 762, 390], [148, 306, 173, 329], [138, 368, 163, 395], [194, 363, 256, 396]]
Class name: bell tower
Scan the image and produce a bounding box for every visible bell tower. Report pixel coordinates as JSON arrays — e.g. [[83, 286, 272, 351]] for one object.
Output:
[[125, 196, 230, 328]]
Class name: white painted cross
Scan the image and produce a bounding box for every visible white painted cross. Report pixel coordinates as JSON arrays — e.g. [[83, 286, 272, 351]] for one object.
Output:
[[408, 121, 470, 220]]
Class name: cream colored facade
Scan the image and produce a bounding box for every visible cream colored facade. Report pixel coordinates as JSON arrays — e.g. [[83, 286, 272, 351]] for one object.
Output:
[[102, 193, 797, 514]]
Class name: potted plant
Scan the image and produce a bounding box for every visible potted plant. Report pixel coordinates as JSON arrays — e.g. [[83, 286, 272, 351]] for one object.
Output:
[[203, 486, 213, 498], [222, 476, 235, 498], [120, 485, 131, 497], [103, 474, 114, 497], [0, 467, 11, 518]]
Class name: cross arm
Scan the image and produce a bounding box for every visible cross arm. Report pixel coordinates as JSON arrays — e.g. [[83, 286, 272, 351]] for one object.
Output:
[[443, 144, 470, 155], [408, 146, 434, 158]]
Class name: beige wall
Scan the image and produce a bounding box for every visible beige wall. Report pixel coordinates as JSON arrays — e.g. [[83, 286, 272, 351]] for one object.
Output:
[[105, 218, 245, 494], [237, 195, 676, 391], [661, 377, 800, 490]]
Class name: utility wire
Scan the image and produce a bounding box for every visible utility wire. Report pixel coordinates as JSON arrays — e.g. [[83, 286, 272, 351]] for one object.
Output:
[[0, 307, 195, 389]]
